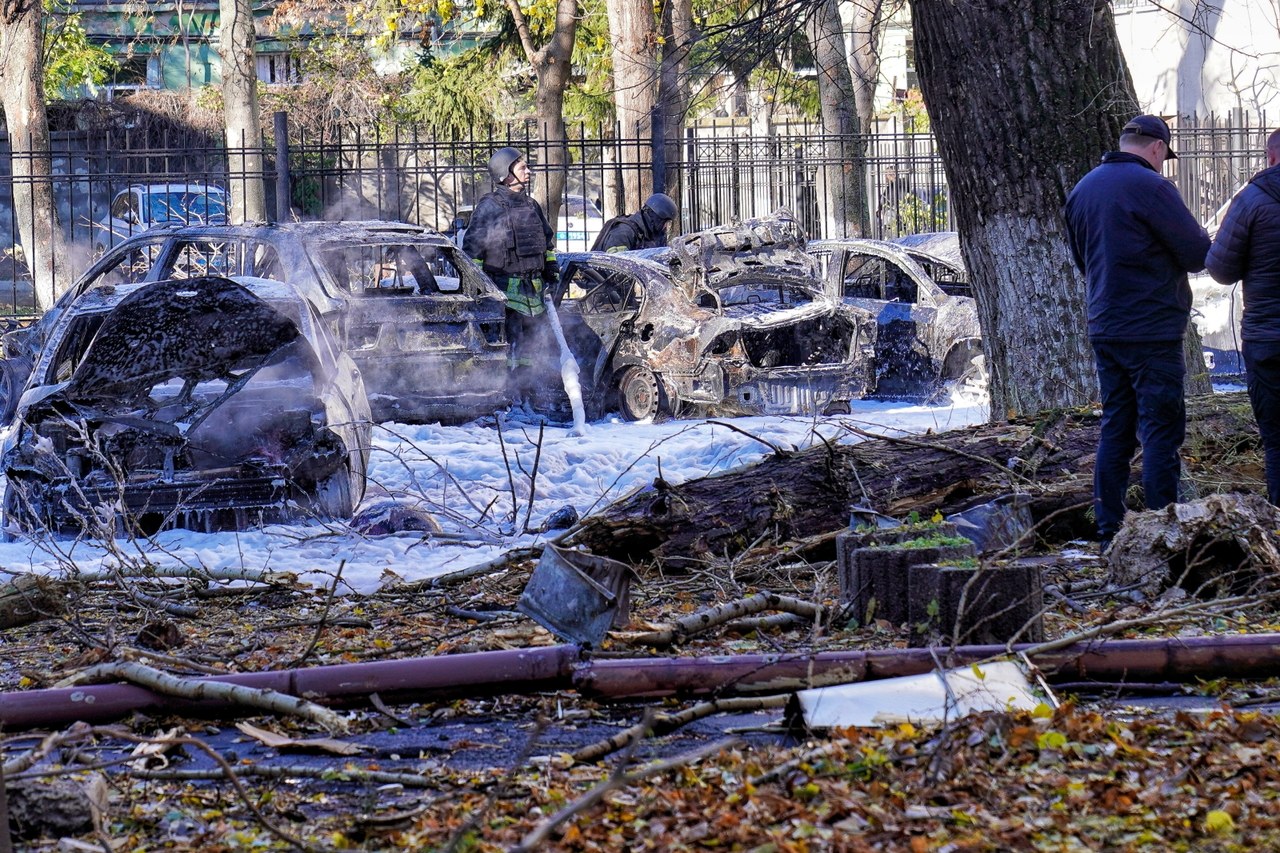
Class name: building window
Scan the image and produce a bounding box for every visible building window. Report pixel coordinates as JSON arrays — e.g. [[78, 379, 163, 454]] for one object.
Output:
[[256, 53, 302, 84]]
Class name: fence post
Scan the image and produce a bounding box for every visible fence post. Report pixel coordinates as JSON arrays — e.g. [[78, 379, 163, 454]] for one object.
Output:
[[274, 111, 290, 223], [652, 105, 666, 194]]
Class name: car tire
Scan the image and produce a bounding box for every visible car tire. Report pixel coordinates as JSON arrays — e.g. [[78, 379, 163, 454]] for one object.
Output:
[[313, 467, 354, 519], [0, 355, 31, 425], [617, 366, 667, 422]]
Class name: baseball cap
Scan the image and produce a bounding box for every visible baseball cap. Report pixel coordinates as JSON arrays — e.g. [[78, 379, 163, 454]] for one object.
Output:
[[1122, 114, 1177, 159]]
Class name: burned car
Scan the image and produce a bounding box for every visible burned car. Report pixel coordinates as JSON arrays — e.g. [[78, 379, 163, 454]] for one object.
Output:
[[2, 275, 372, 537], [808, 232, 984, 399], [554, 212, 877, 420], [1, 221, 509, 424]]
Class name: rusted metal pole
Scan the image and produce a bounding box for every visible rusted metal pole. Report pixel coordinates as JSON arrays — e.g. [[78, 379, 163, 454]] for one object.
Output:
[[5, 635, 1280, 730], [575, 634, 1280, 698], [0, 645, 579, 728]]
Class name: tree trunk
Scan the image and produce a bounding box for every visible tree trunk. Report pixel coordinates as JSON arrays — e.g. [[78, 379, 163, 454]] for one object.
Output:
[[559, 392, 1257, 568], [0, 0, 70, 311], [658, 0, 693, 212], [219, 0, 266, 224], [907, 0, 1140, 420], [508, 0, 576, 225], [806, 0, 869, 240], [608, 0, 658, 211], [847, 0, 889, 140]]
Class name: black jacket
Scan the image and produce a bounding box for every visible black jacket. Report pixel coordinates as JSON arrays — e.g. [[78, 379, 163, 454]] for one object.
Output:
[[1204, 163, 1280, 341], [593, 209, 668, 252], [462, 186, 554, 278], [1064, 151, 1210, 342]]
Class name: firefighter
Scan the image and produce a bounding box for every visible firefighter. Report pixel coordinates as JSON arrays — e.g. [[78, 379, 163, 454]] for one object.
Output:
[[592, 192, 679, 252], [463, 147, 560, 405]]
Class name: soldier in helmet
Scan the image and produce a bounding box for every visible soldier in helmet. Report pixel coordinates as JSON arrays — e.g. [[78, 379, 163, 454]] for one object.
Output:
[[592, 192, 679, 252], [463, 147, 560, 405]]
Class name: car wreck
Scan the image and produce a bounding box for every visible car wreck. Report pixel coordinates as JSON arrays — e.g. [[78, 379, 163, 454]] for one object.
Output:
[[1, 221, 510, 425], [809, 232, 984, 400], [554, 212, 877, 420], [2, 275, 372, 537]]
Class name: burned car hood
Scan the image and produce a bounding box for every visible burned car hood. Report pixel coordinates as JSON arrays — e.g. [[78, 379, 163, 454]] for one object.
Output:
[[60, 277, 303, 407], [667, 210, 819, 293]]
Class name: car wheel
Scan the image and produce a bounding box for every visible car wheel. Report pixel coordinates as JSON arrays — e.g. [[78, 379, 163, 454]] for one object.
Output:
[[313, 467, 354, 519], [0, 355, 31, 425], [617, 366, 666, 421]]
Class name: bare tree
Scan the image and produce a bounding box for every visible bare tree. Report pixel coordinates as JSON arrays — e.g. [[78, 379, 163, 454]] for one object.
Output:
[[846, 0, 893, 137], [0, 0, 70, 311], [658, 0, 694, 209], [506, 0, 576, 225], [219, 0, 266, 223], [607, 0, 659, 210], [805, 0, 869, 238]]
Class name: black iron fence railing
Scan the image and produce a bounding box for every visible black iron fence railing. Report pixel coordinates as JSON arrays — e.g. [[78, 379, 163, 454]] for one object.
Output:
[[0, 112, 1270, 315]]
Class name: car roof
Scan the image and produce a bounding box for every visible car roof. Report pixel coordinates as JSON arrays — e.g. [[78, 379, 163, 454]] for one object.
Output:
[[888, 232, 964, 271], [107, 220, 460, 251], [123, 183, 228, 196]]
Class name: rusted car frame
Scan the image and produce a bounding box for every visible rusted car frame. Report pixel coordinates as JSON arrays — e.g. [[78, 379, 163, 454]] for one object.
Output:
[[3, 275, 372, 537], [1, 221, 510, 424], [555, 213, 877, 420], [809, 234, 983, 400]]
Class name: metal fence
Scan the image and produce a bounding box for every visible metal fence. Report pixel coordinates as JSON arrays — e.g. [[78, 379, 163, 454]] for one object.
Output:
[[0, 112, 1271, 314]]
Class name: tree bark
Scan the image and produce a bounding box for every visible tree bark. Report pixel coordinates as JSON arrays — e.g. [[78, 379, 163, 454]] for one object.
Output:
[[507, 0, 576, 225], [608, 0, 658, 211], [0, 0, 71, 311], [218, 0, 266, 224], [806, 0, 869, 239], [658, 0, 693, 209], [846, 0, 890, 144], [907, 0, 1140, 420], [559, 392, 1257, 568]]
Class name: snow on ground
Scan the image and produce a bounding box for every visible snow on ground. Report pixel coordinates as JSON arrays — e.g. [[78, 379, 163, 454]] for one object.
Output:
[[0, 389, 989, 594]]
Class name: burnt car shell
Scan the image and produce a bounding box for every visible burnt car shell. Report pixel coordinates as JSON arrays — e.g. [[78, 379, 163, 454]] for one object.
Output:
[[555, 212, 876, 419], [2, 275, 372, 537], [809, 233, 982, 400], [0, 221, 509, 425]]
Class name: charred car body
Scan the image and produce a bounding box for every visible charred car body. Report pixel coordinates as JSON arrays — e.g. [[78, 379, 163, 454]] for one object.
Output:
[[0, 221, 510, 424], [808, 232, 984, 400], [554, 212, 877, 420], [2, 275, 372, 537]]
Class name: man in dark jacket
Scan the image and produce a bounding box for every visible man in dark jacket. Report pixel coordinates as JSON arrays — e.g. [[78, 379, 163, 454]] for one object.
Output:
[[592, 193, 678, 252], [1205, 128, 1280, 503], [463, 147, 559, 403], [1064, 114, 1211, 546]]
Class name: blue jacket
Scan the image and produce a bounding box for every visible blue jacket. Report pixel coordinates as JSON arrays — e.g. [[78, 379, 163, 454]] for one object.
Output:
[[1204, 163, 1280, 341], [1064, 152, 1210, 342]]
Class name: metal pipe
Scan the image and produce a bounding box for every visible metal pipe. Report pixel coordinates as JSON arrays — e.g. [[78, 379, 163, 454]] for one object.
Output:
[[0, 645, 579, 729], [575, 634, 1280, 698], [6, 634, 1280, 730]]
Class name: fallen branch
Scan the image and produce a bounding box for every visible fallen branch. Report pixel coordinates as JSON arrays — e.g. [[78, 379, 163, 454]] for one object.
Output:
[[630, 592, 825, 647], [573, 695, 788, 764], [387, 547, 542, 592], [514, 738, 743, 852], [55, 661, 350, 734], [127, 764, 441, 789]]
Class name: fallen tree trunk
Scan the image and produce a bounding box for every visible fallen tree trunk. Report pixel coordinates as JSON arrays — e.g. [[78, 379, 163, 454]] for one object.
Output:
[[558, 392, 1260, 567], [6, 631, 1280, 730]]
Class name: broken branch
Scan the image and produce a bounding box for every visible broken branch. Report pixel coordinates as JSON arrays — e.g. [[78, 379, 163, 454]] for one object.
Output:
[[630, 592, 826, 647], [514, 738, 743, 852], [56, 661, 350, 734], [573, 695, 788, 764]]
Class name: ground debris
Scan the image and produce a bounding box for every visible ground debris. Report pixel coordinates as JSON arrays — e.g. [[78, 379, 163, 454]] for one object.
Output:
[[1107, 492, 1280, 599]]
